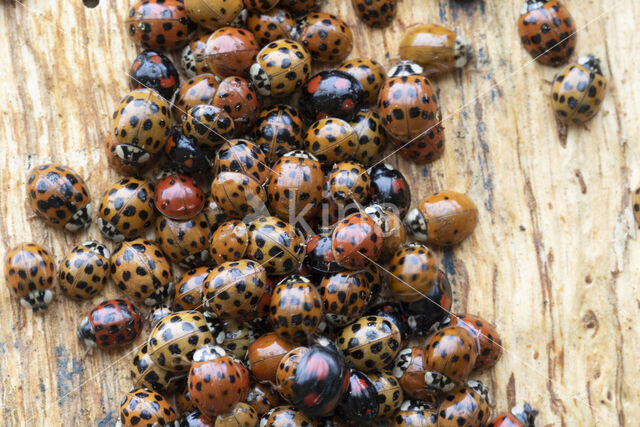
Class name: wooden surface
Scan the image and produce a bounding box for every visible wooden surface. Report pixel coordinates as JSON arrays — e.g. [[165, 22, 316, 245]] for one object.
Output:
[[0, 0, 638, 425]]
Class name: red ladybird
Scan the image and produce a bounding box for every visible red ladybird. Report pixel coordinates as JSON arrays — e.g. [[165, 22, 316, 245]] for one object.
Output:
[[205, 27, 260, 78], [155, 173, 205, 220], [487, 403, 538, 427], [332, 212, 384, 270], [422, 326, 476, 392], [77, 299, 143, 350], [447, 313, 503, 371], [213, 77, 260, 135]]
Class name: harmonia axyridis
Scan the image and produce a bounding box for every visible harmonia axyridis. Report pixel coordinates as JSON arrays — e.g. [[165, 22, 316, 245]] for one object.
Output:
[[203, 259, 267, 319], [118, 388, 178, 427], [215, 139, 270, 184], [131, 343, 179, 392], [172, 74, 219, 121], [392, 347, 434, 401], [148, 311, 215, 372], [402, 269, 452, 335], [185, 0, 244, 30], [220, 318, 256, 360], [487, 403, 538, 427], [319, 269, 371, 326], [349, 109, 386, 166], [305, 233, 343, 274], [368, 163, 411, 218], [173, 266, 210, 311], [247, 216, 306, 274], [205, 27, 260, 78], [352, 0, 396, 27], [365, 204, 406, 261], [248, 332, 296, 383], [130, 50, 180, 101], [269, 276, 322, 341], [105, 135, 159, 176], [391, 400, 438, 427], [423, 326, 476, 392], [551, 54, 606, 124], [58, 241, 109, 300], [97, 176, 155, 241], [209, 220, 249, 264], [216, 402, 260, 426], [26, 164, 92, 231], [127, 0, 189, 50], [399, 24, 469, 75], [276, 346, 310, 401], [247, 8, 297, 46], [447, 313, 503, 371], [155, 173, 205, 220], [249, 39, 312, 97], [182, 33, 212, 78], [387, 243, 437, 302], [244, 0, 280, 12], [328, 160, 370, 205], [298, 13, 353, 63], [364, 302, 409, 343], [247, 382, 282, 415], [111, 238, 173, 306], [261, 406, 315, 426], [164, 128, 211, 175], [213, 76, 260, 135], [332, 213, 383, 270], [77, 299, 143, 349], [254, 105, 305, 164], [303, 118, 358, 164], [211, 172, 267, 218], [437, 382, 491, 427], [518, 0, 576, 66], [266, 150, 324, 222], [175, 379, 198, 415], [156, 212, 211, 267], [4, 243, 55, 311], [189, 345, 250, 419], [392, 130, 444, 164], [368, 370, 403, 418], [337, 315, 402, 372], [338, 59, 386, 106], [406, 190, 478, 246], [300, 70, 364, 121], [183, 104, 235, 149], [112, 89, 171, 165], [339, 369, 379, 423]]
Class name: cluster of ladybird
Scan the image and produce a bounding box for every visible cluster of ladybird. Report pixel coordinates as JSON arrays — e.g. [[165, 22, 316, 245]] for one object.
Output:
[[4, 0, 609, 426]]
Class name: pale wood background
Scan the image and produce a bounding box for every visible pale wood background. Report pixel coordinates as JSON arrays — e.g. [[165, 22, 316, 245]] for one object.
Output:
[[0, 0, 638, 425]]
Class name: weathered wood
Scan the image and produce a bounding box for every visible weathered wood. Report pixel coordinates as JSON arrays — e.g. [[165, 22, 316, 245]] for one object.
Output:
[[0, 0, 638, 425]]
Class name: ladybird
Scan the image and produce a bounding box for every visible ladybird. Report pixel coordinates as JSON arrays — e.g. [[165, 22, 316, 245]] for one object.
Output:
[[164, 128, 211, 174], [328, 160, 370, 205], [155, 173, 206, 220], [391, 400, 438, 427], [365, 204, 406, 261], [111, 238, 173, 306], [246, 8, 298, 46], [447, 313, 503, 371], [338, 60, 386, 106], [249, 39, 312, 97], [175, 379, 198, 415], [337, 315, 402, 372], [182, 33, 212, 78], [367, 370, 403, 418], [183, 104, 235, 149], [4, 243, 55, 311], [266, 150, 324, 222], [338, 369, 379, 424], [279, 0, 322, 12], [209, 220, 249, 264], [254, 105, 305, 164], [332, 212, 384, 270], [518, 0, 576, 66], [97, 176, 156, 241], [185, 0, 244, 30], [392, 130, 445, 164], [77, 299, 143, 350], [399, 24, 469, 75], [347, 109, 386, 166], [26, 164, 92, 231], [487, 403, 538, 427], [423, 326, 476, 392], [215, 139, 270, 184], [188, 345, 250, 419], [305, 233, 344, 274], [437, 382, 491, 427], [130, 50, 180, 100], [220, 319, 256, 360], [246, 383, 282, 415], [216, 402, 260, 426], [213, 76, 260, 135], [387, 243, 437, 302], [303, 118, 358, 164], [392, 347, 434, 401], [131, 343, 179, 392], [205, 27, 259, 78], [402, 269, 452, 335], [368, 163, 411, 218], [319, 269, 371, 326], [118, 388, 178, 427], [292, 342, 349, 418], [211, 172, 267, 219], [247, 332, 296, 383], [58, 241, 109, 300], [173, 74, 219, 121], [247, 216, 306, 275], [148, 311, 215, 372], [127, 0, 189, 50], [112, 89, 171, 165], [203, 259, 267, 319], [173, 266, 211, 311], [364, 302, 410, 343], [551, 54, 606, 124], [244, 0, 280, 12], [276, 346, 310, 401], [105, 134, 159, 176], [300, 70, 364, 121], [406, 190, 478, 246], [269, 275, 322, 341], [261, 406, 315, 426], [351, 0, 396, 27], [156, 212, 211, 267], [298, 12, 353, 63]]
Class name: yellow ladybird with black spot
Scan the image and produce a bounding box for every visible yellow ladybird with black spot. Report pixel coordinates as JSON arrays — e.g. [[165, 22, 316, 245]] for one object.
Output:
[[4, 243, 56, 311], [337, 315, 402, 372], [250, 39, 312, 97], [247, 216, 306, 275], [117, 388, 178, 427], [98, 177, 156, 242], [368, 370, 404, 418], [130, 343, 179, 393], [58, 241, 110, 300], [156, 211, 211, 267], [387, 243, 438, 303]]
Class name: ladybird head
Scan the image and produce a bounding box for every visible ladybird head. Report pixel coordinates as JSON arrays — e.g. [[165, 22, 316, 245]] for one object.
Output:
[[82, 240, 110, 259], [423, 370, 454, 392], [467, 380, 491, 405], [388, 61, 423, 78], [65, 203, 92, 232], [97, 216, 125, 242], [249, 62, 271, 96], [405, 208, 428, 242], [512, 402, 539, 427], [578, 54, 603, 75], [285, 150, 319, 162], [77, 315, 96, 346], [20, 288, 53, 312], [193, 344, 227, 362], [520, 0, 545, 15], [392, 347, 413, 377], [453, 35, 470, 68], [114, 143, 151, 166], [400, 399, 431, 411]]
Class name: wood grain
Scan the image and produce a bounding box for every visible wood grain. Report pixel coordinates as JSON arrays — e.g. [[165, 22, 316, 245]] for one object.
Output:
[[0, 0, 639, 425]]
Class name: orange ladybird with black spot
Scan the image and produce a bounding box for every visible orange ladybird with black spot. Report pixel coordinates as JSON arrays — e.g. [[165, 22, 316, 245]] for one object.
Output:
[[319, 270, 371, 327], [215, 139, 270, 184], [185, 0, 244, 31], [205, 27, 260, 78], [249, 39, 312, 97], [337, 315, 402, 372], [172, 74, 219, 121], [173, 266, 210, 311], [447, 313, 503, 371], [339, 58, 386, 105], [437, 382, 491, 427], [261, 406, 315, 426], [131, 343, 179, 392], [298, 12, 353, 63], [328, 160, 370, 205], [118, 388, 178, 426], [127, 0, 189, 50], [352, 0, 397, 27], [156, 211, 211, 267], [254, 105, 305, 164], [210, 171, 267, 219], [4, 243, 56, 311], [303, 118, 358, 164], [183, 104, 235, 150], [98, 177, 156, 242], [213, 77, 260, 135], [247, 216, 306, 275], [181, 33, 212, 78], [276, 346, 310, 401], [247, 8, 297, 46], [387, 243, 437, 303], [487, 403, 538, 427], [209, 220, 249, 265], [269, 276, 322, 342], [422, 326, 476, 392], [58, 241, 110, 301]]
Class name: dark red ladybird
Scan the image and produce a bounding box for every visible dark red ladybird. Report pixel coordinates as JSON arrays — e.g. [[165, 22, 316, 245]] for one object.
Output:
[[332, 212, 384, 270], [299, 69, 364, 122], [155, 173, 205, 220], [77, 299, 143, 350], [129, 50, 180, 101]]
